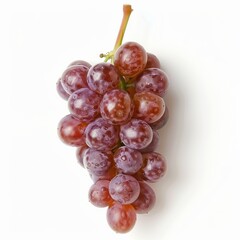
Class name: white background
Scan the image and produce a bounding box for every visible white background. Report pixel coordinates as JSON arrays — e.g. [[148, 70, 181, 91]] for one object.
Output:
[[2, 0, 240, 239]]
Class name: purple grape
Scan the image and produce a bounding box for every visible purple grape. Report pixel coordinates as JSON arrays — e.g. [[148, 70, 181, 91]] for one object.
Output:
[[85, 118, 120, 151], [56, 78, 70, 100], [135, 68, 169, 97], [87, 62, 121, 95], [83, 148, 113, 176], [68, 60, 91, 68], [141, 152, 166, 182], [132, 182, 156, 214], [76, 145, 88, 167], [113, 146, 143, 174], [119, 119, 153, 150], [90, 167, 117, 183], [61, 65, 89, 94], [109, 174, 140, 204], [68, 88, 102, 121]]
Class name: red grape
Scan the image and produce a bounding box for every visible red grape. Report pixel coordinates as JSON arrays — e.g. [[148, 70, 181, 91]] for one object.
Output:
[[132, 182, 156, 214], [76, 144, 88, 167], [113, 146, 143, 174], [68, 60, 91, 68], [85, 118, 120, 151], [68, 88, 102, 121], [61, 65, 89, 94], [145, 53, 161, 69], [133, 91, 165, 123], [90, 166, 117, 183], [88, 180, 113, 207], [120, 118, 153, 150], [57, 114, 87, 147], [87, 62, 121, 95], [56, 78, 70, 100], [139, 130, 159, 153], [135, 68, 169, 97], [109, 174, 140, 204], [150, 106, 169, 130], [114, 41, 147, 78], [107, 202, 136, 233], [100, 89, 133, 125]]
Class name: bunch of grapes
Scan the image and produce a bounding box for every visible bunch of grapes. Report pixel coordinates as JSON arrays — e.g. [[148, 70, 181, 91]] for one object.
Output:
[[56, 5, 169, 233]]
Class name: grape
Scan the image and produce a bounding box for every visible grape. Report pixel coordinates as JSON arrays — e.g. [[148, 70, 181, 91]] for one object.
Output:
[[114, 41, 147, 78], [76, 145, 88, 167], [109, 174, 140, 204], [107, 202, 136, 233], [113, 146, 143, 174], [88, 180, 113, 207], [56, 78, 70, 100], [133, 91, 165, 124], [61, 65, 89, 94], [85, 118, 120, 151], [150, 106, 169, 130], [83, 148, 113, 176], [139, 130, 159, 153], [87, 62, 121, 95], [57, 114, 87, 147], [141, 152, 166, 182], [120, 118, 153, 150], [68, 60, 91, 68], [90, 166, 117, 183], [132, 182, 156, 214], [145, 53, 161, 69], [100, 89, 133, 125], [135, 68, 169, 97], [68, 88, 102, 121]]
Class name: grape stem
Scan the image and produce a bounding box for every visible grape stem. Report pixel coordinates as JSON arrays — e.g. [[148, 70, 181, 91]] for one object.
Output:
[[100, 4, 133, 63], [113, 5, 133, 55]]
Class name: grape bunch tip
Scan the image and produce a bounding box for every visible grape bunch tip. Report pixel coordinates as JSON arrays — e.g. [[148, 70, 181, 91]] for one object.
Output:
[[56, 4, 169, 234]]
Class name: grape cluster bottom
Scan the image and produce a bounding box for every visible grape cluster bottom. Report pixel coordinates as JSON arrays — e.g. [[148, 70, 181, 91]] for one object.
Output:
[[56, 42, 169, 233]]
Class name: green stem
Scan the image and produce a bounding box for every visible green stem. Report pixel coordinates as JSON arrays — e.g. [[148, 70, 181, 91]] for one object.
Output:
[[100, 5, 133, 63], [112, 5, 133, 55], [119, 77, 127, 90]]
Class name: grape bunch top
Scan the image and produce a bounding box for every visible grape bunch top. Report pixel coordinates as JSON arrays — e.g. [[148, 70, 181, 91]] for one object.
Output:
[[56, 4, 169, 234]]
